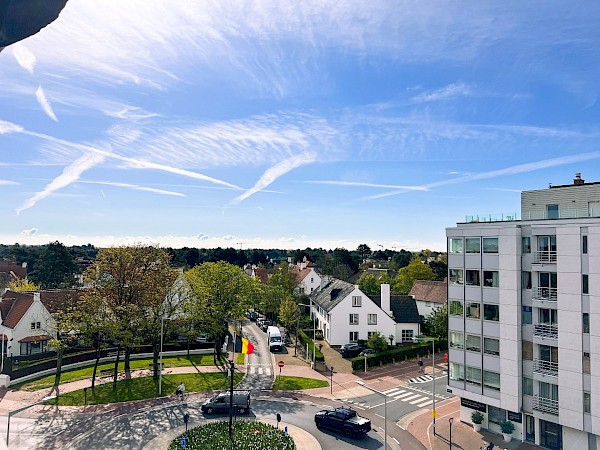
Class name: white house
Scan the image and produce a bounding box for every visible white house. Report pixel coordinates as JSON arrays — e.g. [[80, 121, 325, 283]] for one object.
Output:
[[294, 262, 321, 295], [409, 279, 447, 317], [309, 279, 420, 346]]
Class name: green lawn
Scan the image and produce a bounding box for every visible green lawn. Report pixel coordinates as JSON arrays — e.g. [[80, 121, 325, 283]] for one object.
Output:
[[47, 372, 243, 406], [16, 354, 220, 392], [272, 376, 329, 390], [235, 353, 245, 365]]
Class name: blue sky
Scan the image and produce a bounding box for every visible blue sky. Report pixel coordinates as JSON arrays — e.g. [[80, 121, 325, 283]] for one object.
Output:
[[1, 1, 600, 251]]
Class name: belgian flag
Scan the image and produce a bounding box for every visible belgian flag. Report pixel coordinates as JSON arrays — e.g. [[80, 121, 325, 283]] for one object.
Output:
[[235, 335, 255, 354]]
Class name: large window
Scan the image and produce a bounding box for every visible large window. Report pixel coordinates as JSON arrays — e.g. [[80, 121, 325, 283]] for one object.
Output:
[[522, 271, 532, 289], [523, 377, 533, 396], [449, 300, 463, 316], [488, 405, 506, 424], [483, 370, 501, 391], [349, 331, 358, 342], [367, 314, 377, 325], [352, 296, 362, 307], [466, 302, 480, 319], [401, 329, 414, 342], [450, 331, 464, 349], [522, 306, 532, 324], [484, 337, 500, 356], [546, 204, 559, 219], [449, 238, 463, 253], [483, 271, 499, 287], [538, 235, 557, 252], [483, 304, 499, 321], [449, 362, 464, 381], [522, 236, 531, 253], [483, 237, 499, 253], [466, 366, 482, 386], [449, 269, 463, 285], [466, 238, 480, 253], [349, 314, 359, 325], [466, 334, 481, 352], [466, 270, 480, 286]]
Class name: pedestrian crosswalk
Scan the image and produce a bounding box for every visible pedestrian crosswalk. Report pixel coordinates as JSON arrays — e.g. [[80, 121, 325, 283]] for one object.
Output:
[[247, 364, 272, 376], [408, 375, 433, 383], [380, 387, 434, 408]]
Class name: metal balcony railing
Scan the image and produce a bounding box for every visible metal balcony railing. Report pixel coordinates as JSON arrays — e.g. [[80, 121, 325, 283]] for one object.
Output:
[[533, 396, 559, 415], [533, 323, 558, 339], [533, 251, 557, 263], [533, 287, 557, 301], [533, 359, 558, 376]]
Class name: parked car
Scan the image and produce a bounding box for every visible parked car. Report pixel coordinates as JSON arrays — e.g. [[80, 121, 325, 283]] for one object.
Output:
[[247, 310, 258, 321], [340, 343, 364, 358], [314, 407, 371, 438], [260, 320, 272, 331], [359, 348, 376, 356]]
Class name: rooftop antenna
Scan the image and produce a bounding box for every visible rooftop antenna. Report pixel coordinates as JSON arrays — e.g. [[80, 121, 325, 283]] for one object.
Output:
[[237, 242, 244, 250]]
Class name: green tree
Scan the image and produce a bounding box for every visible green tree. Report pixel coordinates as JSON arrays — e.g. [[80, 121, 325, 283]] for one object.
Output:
[[357, 273, 380, 295], [366, 331, 388, 352], [428, 260, 448, 281], [84, 245, 179, 383], [421, 303, 448, 341], [30, 241, 78, 289], [185, 262, 254, 363], [7, 278, 40, 291], [279, 296, 300, 337], [356, 244, 371, 263], [394, 259, 436, 294]]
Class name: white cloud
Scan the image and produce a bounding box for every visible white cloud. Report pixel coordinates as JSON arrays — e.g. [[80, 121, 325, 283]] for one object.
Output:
[[17, 152, 105, 215], [304, 180, 428, 190], [411, 82, 473, 103], [12, 43, 37, 74], [21, 228, 38, 236], [233, 152, 317, 204], [223, 235, 235, 241], [196, 233, 209, 240], [0, 180, 18, 185], [35, 86, 58, 121], [80, 181, 185, 197], [0, 120, 24, 134]]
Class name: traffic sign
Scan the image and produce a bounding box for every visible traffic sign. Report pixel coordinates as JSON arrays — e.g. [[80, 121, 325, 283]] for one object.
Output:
[[278, 360, 285, 368]]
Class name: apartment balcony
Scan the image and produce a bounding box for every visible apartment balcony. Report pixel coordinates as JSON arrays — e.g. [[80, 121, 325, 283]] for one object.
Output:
[[533, 359, 558, 377], [532, 287, 557, 302], [533, 251, 557, 264], [533, 396, 559, 415], [533, 323, 558, 339]]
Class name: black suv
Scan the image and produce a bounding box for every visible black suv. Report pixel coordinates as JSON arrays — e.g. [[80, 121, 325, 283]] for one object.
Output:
[[314, 407, 371, 438], [340, 343, 364, 358]]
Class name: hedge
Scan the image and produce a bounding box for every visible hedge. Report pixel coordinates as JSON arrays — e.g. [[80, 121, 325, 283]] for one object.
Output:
[[351, 340, 448, 371], [297, 330, 324, 361]]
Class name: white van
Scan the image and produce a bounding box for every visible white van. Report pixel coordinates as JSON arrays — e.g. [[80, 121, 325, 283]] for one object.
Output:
[[266, 326, 282, 352]]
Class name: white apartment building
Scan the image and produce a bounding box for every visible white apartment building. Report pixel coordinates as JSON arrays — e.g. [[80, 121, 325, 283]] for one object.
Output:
[[447, 174, 600, 450]]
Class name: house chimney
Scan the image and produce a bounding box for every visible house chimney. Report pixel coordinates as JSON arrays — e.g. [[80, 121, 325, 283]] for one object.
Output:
[[574, 173, 585, 185], [381, 284, 392, 316]]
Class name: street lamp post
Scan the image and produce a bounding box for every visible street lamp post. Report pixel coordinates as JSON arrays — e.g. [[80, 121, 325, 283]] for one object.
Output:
[[356, 381, 386, 450], [415, 336, 438, 436], [449, 417, 453, 449], [298, 301, 316, 365], [158, 316, 164, 395]]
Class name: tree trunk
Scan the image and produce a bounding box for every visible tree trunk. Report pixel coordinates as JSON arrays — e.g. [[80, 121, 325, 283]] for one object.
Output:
[[91, 342, 101, 390], [112, 347, 121, 390], [187, 337, 190, 359], [53, 348, 64, 387], [124, 347, 132, 377]]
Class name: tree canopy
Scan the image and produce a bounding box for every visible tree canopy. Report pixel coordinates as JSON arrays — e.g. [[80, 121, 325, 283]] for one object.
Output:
[[394, 260, 436, 294]]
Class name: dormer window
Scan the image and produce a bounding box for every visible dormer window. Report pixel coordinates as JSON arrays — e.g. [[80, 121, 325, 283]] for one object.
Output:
[[352, 296, 361, 307]]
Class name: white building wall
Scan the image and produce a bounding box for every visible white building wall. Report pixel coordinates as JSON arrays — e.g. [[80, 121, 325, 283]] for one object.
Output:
[[327, 287, 395, 346], [10, 297, 54, 357]]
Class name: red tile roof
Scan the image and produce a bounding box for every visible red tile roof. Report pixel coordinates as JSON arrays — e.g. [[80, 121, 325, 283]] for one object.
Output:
[[18, 335, 52, 343], [0, 260, 27, 279], [253, 268, 275, 283], [0, 293, 34, 329], [409, 280, 447, 304]]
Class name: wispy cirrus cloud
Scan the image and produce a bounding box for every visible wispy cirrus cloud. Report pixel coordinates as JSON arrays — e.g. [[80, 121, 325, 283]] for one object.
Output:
[[21, 228, 38, 236], [79, 181, 186, 197], [233, 152, 318, 204], [17, 152, 105, 215], [12, 43, 36, 73], [362, 151, 600, 200], [411, 82, 473, 103], [304, 180, 428, 190], [35, 86, 58, 121]]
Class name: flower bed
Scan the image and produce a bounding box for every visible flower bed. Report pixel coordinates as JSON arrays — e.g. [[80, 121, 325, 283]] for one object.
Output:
[[169, 420, 296, 450]]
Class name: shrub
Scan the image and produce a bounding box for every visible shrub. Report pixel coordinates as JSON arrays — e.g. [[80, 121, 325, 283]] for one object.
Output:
[[500, 420, 514, 434], [471, 411, 484, 424], [298, 330, 324, 361], [351, 342, 431, 371]]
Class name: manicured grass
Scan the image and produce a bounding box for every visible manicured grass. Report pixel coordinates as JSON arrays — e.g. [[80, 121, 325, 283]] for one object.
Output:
[[235, 353, 245, 365], [169, 420, 295, 450], [272, 375, 329, 390], [46, 372, 243, 406], [16, 354, 220, 392]]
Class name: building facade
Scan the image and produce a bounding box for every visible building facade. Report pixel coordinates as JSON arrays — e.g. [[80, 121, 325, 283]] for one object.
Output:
[[447, 175, 600, 450]]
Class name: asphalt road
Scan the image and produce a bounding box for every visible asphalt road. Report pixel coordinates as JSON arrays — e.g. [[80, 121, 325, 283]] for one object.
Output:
[[235, 320, 274, 391]]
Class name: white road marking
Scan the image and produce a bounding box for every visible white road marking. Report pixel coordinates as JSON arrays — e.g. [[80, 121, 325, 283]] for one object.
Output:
[[400, 394, 421, 402]]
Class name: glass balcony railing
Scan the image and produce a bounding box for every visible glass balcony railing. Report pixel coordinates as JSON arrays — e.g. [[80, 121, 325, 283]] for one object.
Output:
[[465, 213, 519, 223], [523, 208, 600, 220], [533, 251, 557, 263], [532, 287, 557, 301], [533, 323, 558, 339], [533, 359, 558, 377], [533, 396, 559, 415]]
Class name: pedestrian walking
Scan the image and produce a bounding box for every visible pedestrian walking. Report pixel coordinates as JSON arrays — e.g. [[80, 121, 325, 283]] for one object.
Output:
[[443, 352, 449, 365], [418, 357, 424, 373]]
